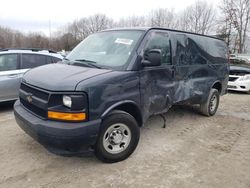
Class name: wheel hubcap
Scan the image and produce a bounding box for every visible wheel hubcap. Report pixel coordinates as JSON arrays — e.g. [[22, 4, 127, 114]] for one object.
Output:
[[210, 95, 218, 112], [103, 123, 131, 154]]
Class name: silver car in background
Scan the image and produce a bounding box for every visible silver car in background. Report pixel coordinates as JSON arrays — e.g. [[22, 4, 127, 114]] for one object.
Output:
[[0, 48, 63, 102]]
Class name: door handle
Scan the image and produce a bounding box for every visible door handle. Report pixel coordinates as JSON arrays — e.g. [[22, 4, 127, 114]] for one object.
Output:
[[8, 74, 18, 78]]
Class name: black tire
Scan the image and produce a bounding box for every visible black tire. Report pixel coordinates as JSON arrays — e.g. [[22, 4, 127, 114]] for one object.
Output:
[[200, 89, 220, 116], [95, 111, 140, 163]]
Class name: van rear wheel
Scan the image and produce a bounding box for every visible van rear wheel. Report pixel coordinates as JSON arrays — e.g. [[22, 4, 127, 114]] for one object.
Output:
[[200, 89, 220, 116], [95, 111, 140, 163]]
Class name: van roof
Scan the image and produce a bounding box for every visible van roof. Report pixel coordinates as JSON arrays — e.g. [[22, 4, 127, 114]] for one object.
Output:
[[103, 27, 224, 41]]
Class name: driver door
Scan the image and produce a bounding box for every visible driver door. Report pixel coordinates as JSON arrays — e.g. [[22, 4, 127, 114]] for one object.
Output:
[[139, 30, 175, 120]]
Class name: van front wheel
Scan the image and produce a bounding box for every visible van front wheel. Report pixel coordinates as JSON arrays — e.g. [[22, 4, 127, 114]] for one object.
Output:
[[200, 89, 220, 116], [95, 111, 140, 163]]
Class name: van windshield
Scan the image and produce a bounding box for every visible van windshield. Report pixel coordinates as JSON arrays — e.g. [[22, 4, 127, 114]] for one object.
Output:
[[65, 30, 144, 70]]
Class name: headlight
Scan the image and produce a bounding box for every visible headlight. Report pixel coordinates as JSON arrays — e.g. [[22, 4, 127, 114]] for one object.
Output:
[[48, 93, 88, 122], [238, 74, 250, 81], [62, 94, 87, 110], [63, 95, 72, 108]]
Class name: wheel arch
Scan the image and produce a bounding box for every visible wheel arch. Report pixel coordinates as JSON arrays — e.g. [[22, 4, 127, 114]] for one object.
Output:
[[101, 100, 143, 127], [211, 81, 222, 94]]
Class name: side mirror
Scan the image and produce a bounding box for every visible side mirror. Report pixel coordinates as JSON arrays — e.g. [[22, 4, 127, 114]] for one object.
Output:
[[141, 49, 161, 67]]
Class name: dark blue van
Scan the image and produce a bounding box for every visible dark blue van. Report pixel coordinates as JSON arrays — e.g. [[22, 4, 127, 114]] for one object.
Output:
[[14, 28, 229, 163]]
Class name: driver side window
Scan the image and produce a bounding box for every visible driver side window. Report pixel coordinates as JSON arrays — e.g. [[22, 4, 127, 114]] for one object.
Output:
[[144, 32, 171, 65]]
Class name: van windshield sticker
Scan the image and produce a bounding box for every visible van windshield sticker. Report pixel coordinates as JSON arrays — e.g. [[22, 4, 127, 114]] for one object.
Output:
[[115, 38, 134, 45]]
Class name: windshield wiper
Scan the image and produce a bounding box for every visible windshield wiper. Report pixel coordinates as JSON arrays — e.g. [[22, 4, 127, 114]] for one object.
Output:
[[63, 58, 102, 69], [73, 59, 102, 69], [74, 59, 97, 64]]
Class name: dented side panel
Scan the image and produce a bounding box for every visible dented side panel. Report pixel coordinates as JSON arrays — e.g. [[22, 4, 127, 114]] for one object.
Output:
[[138, 30, 176, 121], [139, 66, 175, 121], [139, 29, 228, 122], [172, 32, 228, 104]]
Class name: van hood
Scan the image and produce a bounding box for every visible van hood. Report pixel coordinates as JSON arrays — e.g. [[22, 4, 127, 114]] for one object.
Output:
[[22, 63, 112, 91]]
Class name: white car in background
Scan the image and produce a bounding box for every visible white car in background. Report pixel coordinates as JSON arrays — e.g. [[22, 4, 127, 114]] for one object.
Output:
[[230, 54, 250, 64], [228, 58, 250, 94], [0, 48, 63, 102]]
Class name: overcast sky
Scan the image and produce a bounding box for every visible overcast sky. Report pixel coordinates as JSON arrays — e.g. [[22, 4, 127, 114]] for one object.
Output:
[[0, 0, 220, 35]]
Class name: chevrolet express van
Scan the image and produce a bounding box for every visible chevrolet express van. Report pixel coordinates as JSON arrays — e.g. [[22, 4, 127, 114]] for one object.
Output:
[[14, 28, 229, 163]]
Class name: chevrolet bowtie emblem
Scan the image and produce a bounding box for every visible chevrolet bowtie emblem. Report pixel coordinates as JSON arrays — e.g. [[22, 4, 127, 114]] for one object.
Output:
[[27, 94, 33, 103]]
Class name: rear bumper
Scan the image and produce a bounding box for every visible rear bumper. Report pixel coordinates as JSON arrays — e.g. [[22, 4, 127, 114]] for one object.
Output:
[[14, 100, 101, 155]]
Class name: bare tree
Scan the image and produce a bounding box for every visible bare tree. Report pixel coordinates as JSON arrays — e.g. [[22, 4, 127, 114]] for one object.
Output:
[[58, 33, 78, 51], [220, 0, 250, 53], [0, 26, 25, 48], [116, 16, 147, 27], [65, 19, 88, 42], [24, 32, 49, 48], [148, 8, 176, 28], [87, 14, 114, 33], [66, 14, 113, 41], [178, 1, 216, 34], [216, 13, 234, 48], [0, 27, 14, 48]]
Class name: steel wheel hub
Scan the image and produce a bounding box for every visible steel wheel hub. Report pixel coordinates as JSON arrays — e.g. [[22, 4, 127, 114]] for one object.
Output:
[[110, 130, 123, 144], [103, 123, 131, 154], [210, 95, 217, 112]]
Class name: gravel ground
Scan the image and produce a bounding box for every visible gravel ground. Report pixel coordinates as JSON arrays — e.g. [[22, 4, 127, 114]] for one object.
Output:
[[0, 92, 250, 188]]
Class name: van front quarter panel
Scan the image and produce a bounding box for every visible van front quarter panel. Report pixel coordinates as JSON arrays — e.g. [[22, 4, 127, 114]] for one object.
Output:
[[76, 71, 141, 122]]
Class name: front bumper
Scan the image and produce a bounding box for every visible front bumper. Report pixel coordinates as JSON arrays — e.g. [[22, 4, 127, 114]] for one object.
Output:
[[228, 80, 250, 92], [14, 100, 101, 155]]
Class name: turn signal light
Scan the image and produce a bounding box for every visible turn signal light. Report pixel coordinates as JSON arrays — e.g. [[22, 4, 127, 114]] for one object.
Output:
[[48, 111, 86, 121]]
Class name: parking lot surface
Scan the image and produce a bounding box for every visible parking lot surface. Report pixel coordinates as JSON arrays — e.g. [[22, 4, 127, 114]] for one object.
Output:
[[0, 92, 250, 188]]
